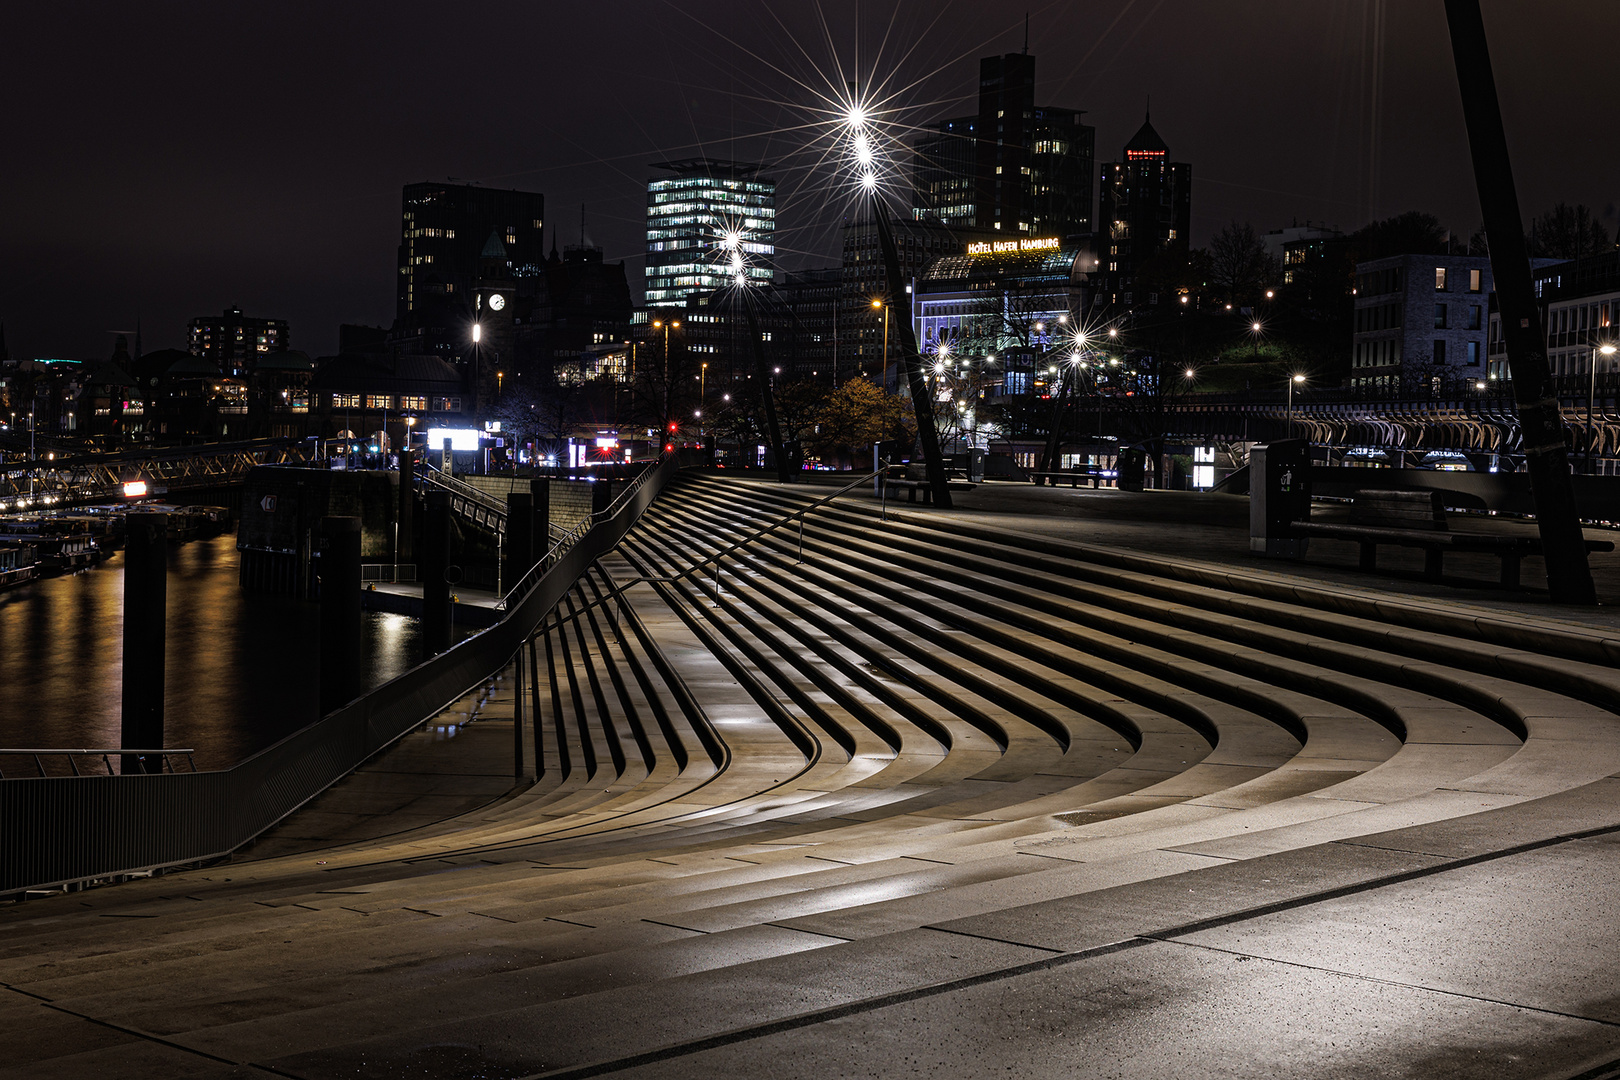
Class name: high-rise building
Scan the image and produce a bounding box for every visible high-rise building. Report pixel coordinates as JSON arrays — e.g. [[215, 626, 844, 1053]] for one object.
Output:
[[911, 53, 1094, 240], [1097, 115, 1192, 308], [188, 308, 288, 377], [395, 181, 546, 360], [839, 214, 996, 388], [645, 159, 775, 308]]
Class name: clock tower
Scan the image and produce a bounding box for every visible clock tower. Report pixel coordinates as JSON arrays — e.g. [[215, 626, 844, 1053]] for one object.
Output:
[[472, 230, 515, 415]]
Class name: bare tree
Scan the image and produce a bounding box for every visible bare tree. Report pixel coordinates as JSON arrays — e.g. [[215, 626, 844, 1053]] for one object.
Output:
[[1527, 202, 1613, 261], [1206, 221, 1277, 304]]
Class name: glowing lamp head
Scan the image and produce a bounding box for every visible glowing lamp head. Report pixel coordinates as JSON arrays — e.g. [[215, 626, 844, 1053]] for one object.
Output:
[[859, 171, 878, 193], [122, 480, 148, 499], [1185, 368, 1196, 379], [1602, 344, 1618, 356], [1293, 374, 1306, 384], [871, 298, 883, 309], [1108, 328, 1119, 338], [1252, 321, 1263, 332], [845, 105, 868, 129], [723, 230, 740, 249], [472, 323, 482, 343]]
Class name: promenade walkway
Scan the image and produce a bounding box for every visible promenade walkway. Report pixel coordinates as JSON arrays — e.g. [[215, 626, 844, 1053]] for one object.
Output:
[[4, 475, 1620, 1079]]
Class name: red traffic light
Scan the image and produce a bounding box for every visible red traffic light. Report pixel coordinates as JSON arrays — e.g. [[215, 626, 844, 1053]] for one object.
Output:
[[667, 422, 679, 433]]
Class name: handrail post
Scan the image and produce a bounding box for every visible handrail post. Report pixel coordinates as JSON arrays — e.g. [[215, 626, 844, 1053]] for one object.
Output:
[[513, 645, 526, 782], [798, 513, 805, 563]]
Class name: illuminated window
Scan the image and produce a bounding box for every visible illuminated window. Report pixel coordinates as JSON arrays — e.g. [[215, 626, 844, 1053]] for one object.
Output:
[[1435, 267, 1448, 291], [398, 395, 426, 410], [1468, 269, 1482, 292], [366, 394, 391, 409], [333, 393, 361, 408]]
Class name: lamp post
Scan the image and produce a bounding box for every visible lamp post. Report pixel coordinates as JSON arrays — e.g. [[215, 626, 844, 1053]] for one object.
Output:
[[1251, 320, 1263, 361], [1287, 373, 1306, 437], [871, 298, 889, 388], [1589, 342, 1618, 473]]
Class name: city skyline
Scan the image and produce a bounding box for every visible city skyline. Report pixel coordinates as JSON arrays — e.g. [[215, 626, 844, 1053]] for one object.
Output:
[[3, 0, 1615, 361]]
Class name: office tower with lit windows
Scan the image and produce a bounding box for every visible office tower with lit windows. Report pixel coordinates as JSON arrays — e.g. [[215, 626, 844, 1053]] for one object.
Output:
[[1096, 114, 1192, 308], [395, 181, 546, 360], [911, 53, 1094, 240], [188, 308, 289, 377], [645, 159, 775, 307]]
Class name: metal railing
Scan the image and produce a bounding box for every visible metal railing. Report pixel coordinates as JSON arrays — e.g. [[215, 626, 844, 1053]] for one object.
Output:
[[414, 462, 508, 534], [500, 461, 663, 609], [543, 468, 878, 631], [0, 749, 198, 779], [0, 453, 685, 897], [361, 563, 417, 584]]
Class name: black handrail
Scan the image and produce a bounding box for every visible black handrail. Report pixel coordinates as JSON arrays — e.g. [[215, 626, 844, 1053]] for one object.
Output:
[[540, 469, 878, 632], [0, 453, 685, 897]]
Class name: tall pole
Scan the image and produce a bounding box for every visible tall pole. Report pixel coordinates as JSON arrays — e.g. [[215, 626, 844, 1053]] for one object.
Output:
[[1445, 0, 1594, 603], [871, 198, 951, 508], [741, 302, 790, 482], [882, 304, 890, 389], [120, 514, 166, 774]]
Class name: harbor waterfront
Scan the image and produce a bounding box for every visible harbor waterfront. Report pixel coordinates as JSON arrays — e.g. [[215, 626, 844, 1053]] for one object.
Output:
[[0, 533, 421, 771]]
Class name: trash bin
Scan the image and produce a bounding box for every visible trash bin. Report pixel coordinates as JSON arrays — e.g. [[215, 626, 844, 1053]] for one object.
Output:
[[1249, 438, 1311, 557], [1116, 447, 1147, 492]]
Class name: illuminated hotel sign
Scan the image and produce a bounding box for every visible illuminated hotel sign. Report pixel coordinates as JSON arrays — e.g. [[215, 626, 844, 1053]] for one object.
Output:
[[966, 236, 1061, 256]]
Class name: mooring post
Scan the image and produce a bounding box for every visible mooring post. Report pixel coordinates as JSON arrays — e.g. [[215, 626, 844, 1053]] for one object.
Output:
[[505, 491, 533, 597], [317, 516, 363, 716], [422, 490, 453, 656], [120, 513, 167, 775], [531, 475, 551, 547], [397, 447, 415, 567]]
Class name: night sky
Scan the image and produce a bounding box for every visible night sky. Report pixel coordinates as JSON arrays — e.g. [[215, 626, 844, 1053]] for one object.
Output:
[[3, 1, 1614, 362]]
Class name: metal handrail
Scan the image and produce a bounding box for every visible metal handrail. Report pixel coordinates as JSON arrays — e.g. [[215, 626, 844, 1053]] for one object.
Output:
[[419, 461, 509, 514], [1, 452, 686, 895], [499, 459, 665, 608], [0, 749, 198, 779], [542, 468, 879, 631]]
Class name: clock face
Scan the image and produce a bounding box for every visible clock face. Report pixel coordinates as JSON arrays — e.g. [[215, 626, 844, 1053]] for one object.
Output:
[[488, 293, 506, 312]]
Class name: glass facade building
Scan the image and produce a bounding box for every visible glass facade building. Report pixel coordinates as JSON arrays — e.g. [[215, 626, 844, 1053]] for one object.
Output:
[[645, 159, 775, 307]]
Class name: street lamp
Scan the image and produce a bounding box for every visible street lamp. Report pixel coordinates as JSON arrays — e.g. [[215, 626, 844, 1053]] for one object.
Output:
[[1251, 320, 1263, 361], [871, 298, 889, 388], [1589, 342, 1618, 472], [1287, 373, 1306, 436], [700, 361, 708, 435]]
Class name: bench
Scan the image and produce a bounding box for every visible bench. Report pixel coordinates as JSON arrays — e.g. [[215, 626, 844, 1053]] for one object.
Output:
[[877, 467, 975, 505], [1029, 470, 1113, 489], [1293, 489, 1613, 588]]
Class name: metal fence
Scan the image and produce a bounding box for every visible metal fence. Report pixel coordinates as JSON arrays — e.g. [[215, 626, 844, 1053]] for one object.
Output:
[[0, 453, 683, 896]]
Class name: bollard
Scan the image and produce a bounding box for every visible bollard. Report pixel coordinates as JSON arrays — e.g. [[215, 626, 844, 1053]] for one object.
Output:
[[317, 516, 363, 716], [530, 477, 550, 560], [504, 492, 533, 595], [120, 513, 167, 775], [422, 490, 453, 656], [397, 448, 415, 564]]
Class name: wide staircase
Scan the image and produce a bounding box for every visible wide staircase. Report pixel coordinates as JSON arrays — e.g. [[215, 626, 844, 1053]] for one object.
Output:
[[5, 471, 1620, 1078]]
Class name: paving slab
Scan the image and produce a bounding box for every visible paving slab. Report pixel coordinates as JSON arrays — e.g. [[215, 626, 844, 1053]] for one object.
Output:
[[603, 935, 1620, 1080]]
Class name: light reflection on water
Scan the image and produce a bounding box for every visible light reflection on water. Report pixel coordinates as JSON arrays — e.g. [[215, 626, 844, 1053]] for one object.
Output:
[[0, 535, 422, 770]]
